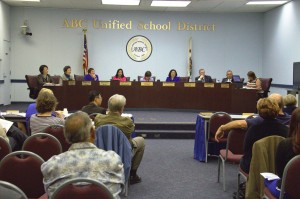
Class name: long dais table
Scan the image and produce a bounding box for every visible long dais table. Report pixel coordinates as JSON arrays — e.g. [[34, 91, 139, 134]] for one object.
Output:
[[45, 81, 258, 112]]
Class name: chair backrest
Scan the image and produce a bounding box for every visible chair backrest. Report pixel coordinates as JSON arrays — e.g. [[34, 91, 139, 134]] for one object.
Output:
[[22, 133, 62, 161], [179, 76, 190, 82], [51, 75, 62, 84], [212, 78, 216, 83], [280, 155, 300, 199], [95, 125, 132, 181], [226, 128, 246, 157], [126, 77, 130, 81], [0, 137, 12, 161], [240, 78, 245, 83], [51, 177, 114, 199], [0, 151, 45, 198], [43, 125, 71, 152], [209, 112, 232, 136], [0, 180, 28, 199], [74, 74, 84, 81], [259, 78, 272, 97], [25, 75, 39, 99]]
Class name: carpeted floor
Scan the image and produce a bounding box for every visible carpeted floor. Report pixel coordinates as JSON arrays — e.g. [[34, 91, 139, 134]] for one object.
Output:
[[126, 139, 239, 199]]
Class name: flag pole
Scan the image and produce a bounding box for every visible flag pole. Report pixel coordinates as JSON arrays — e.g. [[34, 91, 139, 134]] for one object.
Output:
[[82, 28, 88, 75]]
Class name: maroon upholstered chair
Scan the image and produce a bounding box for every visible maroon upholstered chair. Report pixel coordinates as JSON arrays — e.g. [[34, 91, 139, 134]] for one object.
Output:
[[25, 75, 39, 99], [179, 76, 190, 82], [22, 133, 62, 161], [0, 180, 28, 199], [218, 128, 246, 191], [51, 75, 62, 84], [74, 74, 84, 81], [0, 151, 45, 198], [0, 137, 11, 161], [51, 178, 114, 199], [43, 125, 71, 152], [259, 78, 273, 98]]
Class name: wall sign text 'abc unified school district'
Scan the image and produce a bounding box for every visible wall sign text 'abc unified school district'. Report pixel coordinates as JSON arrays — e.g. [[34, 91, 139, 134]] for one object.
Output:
[[126, 35, 152, 62]]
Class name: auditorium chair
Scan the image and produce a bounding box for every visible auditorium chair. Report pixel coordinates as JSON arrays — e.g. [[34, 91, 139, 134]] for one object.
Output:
[[22, 133, 62, 161], [0, 137, 11, 161], [51, 178, 114, 199], [179, 76, 190, 82], [264, 155, 300, 199], [0, 180, 28, 199], [25, 75, 39, 99], [43, 125, 71, 152], [0, 151, 45, 198], [218, 128, 246, 191], [259, 78, 272, 98], [74, 74, 84, 81]]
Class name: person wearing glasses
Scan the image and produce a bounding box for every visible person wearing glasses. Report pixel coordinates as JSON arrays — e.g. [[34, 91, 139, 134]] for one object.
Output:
[[81, 90, 106, 115]]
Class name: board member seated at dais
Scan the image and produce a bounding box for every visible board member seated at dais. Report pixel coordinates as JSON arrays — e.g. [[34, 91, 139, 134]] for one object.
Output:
[[84, 68, 99, 81], [195, 69, 213, 83]]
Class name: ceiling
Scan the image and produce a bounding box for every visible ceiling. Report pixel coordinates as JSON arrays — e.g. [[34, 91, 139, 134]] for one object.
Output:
[[2, 0, 290, 13]]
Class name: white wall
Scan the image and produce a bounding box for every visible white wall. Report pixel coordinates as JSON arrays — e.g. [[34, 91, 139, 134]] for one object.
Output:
[[263, 1, 300, 85], [0, 1, 11, 104], [9, 7, 264, 101]]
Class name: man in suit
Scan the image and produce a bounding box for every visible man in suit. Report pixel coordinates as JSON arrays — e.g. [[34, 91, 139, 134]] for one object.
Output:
[[222, 70, 234, 83], [195, 69, 213, 83], [81, 90, 106, 115]]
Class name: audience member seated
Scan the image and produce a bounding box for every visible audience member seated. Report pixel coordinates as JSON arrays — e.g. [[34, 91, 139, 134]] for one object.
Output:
[[0, 123, 27, 151], [222, 70, 234, 83], [37, 65, 53, 88], [195, 68, 213, 83], [215, 93, 291, 142], [265, 108, 300, 198], [245, 71, 262, 90], [61, 65, 74, 81], [41, 111, 124, 198], [140, 71, 154, 82], [166, 69, 180, 82], [240, 98, 288, 174], [84, 68, 99, 81], [25, 88, 54, 132], [94, 94, 145, 185], [283, 94, 297, 115], [30, 91, 64, 134], [81, 90, 106, 115], [112, 68, 127, 82]]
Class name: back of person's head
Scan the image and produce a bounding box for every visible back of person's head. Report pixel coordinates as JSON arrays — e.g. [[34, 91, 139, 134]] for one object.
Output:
[[247, 71, 256, 79], [284, 94, 297, 107], [39, 65, 48, 74], [288, 108, 300, 153], [63, 66, 71, 73], [88, 68, 94, 74], [88, 90, 101, 102], [269, 93, 284, 109], [108, 94, 126, 113], [39, 88, 53, 95], [145, 71, 152, 77], [36, 91, 57, 113], [64, 111, 92, 144], [256, 98, 279, 119]]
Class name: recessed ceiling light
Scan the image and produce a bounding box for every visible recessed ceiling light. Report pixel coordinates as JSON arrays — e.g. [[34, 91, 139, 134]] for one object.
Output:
[[102, 0, 140, 6], [151, 1, 191, 7], [246, 1, 287, 5]]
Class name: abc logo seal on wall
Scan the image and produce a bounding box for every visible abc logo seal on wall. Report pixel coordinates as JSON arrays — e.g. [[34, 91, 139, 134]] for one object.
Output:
[[126, 35, 152, 62]]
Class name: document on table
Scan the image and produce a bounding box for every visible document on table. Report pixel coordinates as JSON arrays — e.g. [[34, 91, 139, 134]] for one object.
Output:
[[0, 118, 14, 133]]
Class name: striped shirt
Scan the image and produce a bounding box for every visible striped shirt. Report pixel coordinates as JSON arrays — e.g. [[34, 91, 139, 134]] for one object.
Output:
[[246, 79, 258, 88], [30, 114, 64, 134]]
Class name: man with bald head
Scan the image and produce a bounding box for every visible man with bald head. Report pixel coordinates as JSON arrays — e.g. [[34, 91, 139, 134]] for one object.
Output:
[[95, 94, 145, 185], [41, 111, 124, 198], [215, 93, 291, 142]]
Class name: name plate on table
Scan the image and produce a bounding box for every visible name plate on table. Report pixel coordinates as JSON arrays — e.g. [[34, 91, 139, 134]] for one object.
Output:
[[82, 81, 92, 86], [120, 82, 132, 86], [221, 83, 230, 88], [6, 110, 19, 114], [163, 82, 175, 87], [141, 82, 153, 86], [68, 81, 76, 86], [184, 83, 196, 87], [99, 81, 111, 86], [204, 83, 214, 88]]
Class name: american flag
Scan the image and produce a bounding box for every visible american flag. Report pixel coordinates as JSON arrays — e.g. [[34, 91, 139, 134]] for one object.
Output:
[[82, 32, 88, 75]]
